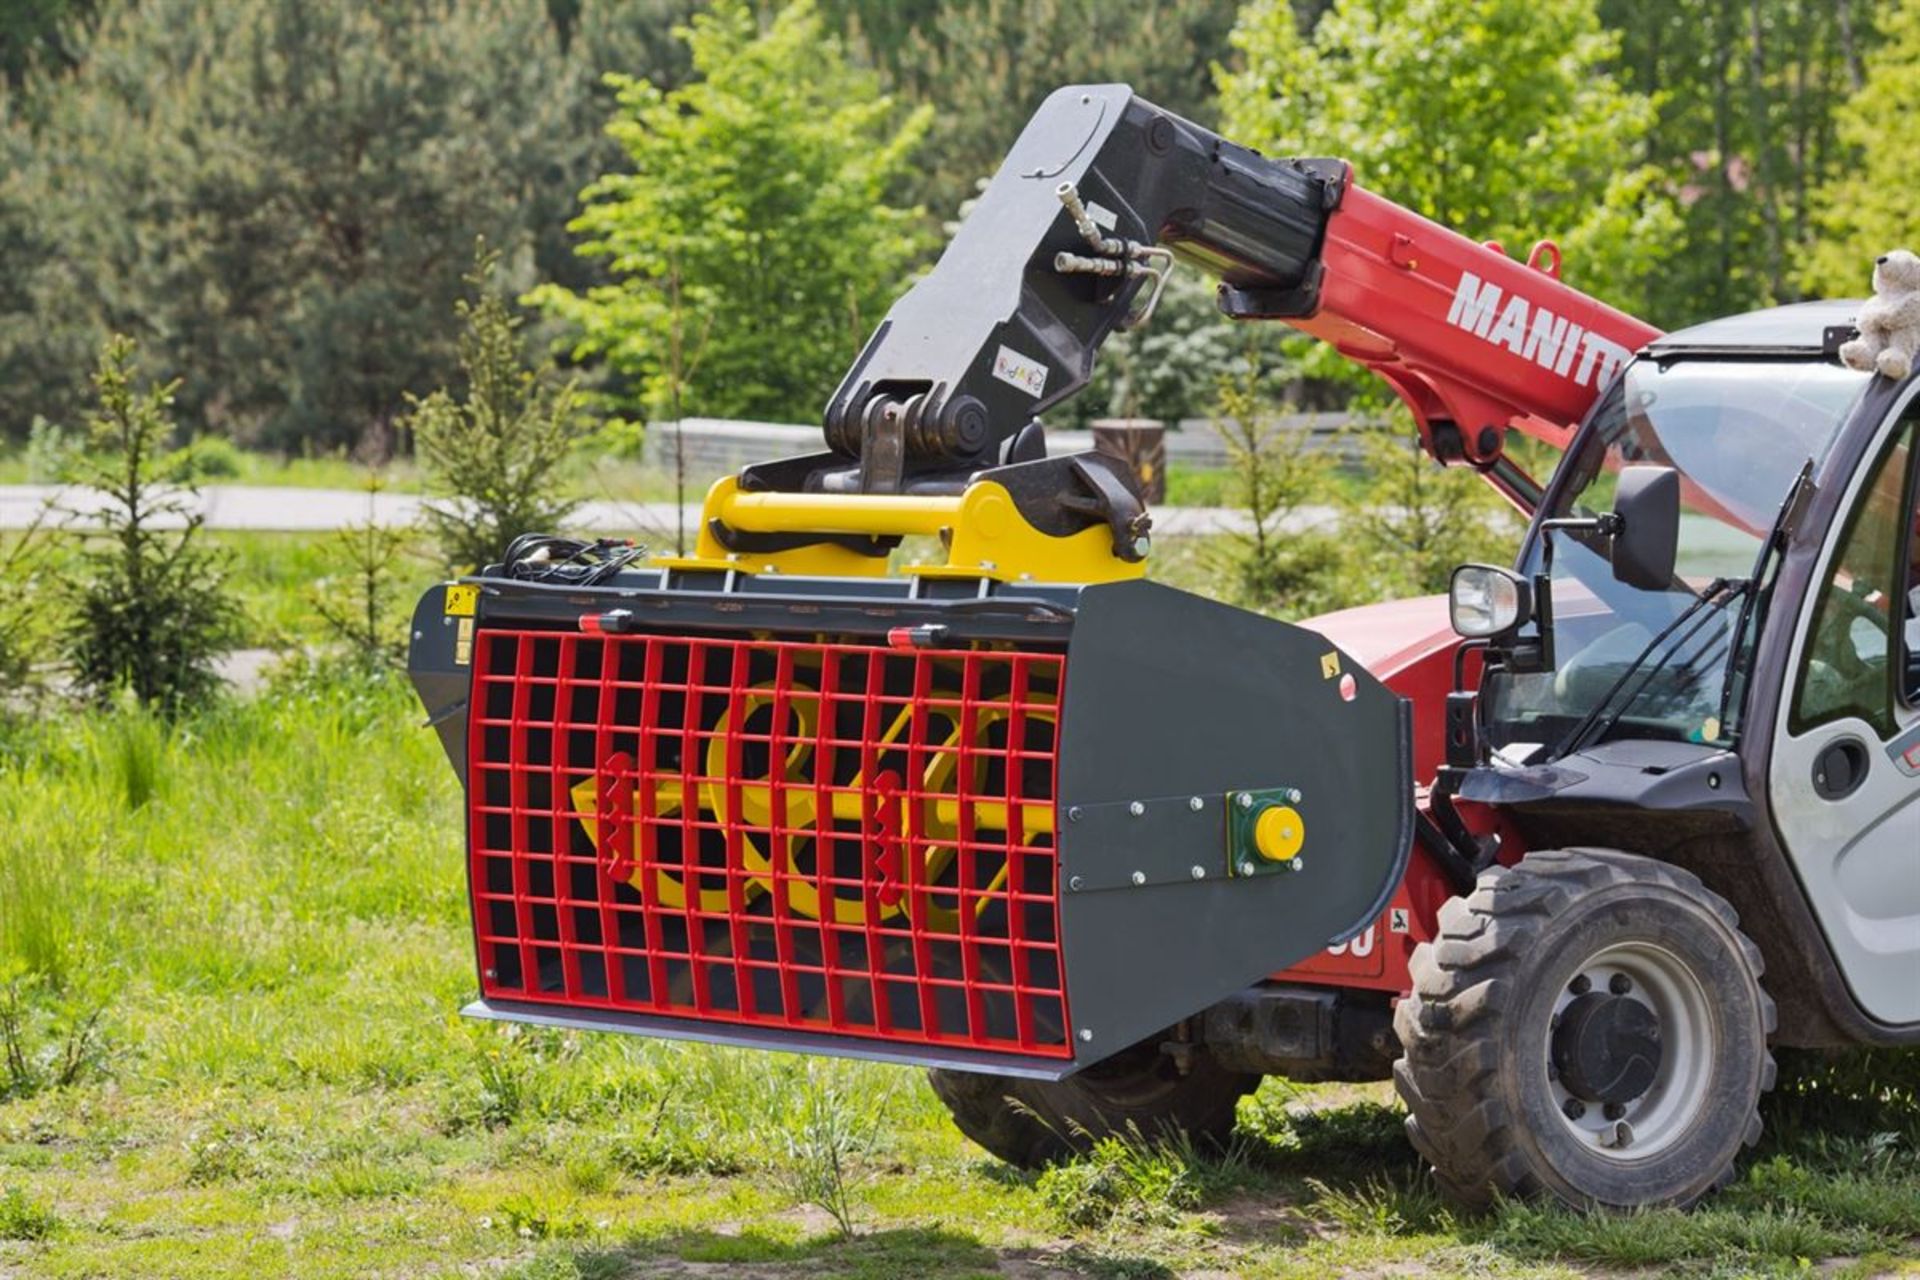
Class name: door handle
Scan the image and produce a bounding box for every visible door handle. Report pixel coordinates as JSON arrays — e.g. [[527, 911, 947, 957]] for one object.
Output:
[[1812, 736, 1869, 801]]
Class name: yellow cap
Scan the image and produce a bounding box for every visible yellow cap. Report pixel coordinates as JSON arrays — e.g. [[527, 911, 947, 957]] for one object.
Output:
[[1253, 805, 1305, 862]]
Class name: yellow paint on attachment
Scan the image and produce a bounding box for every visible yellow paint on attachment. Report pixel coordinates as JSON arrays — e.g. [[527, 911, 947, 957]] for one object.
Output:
[[651, 474, 1145, 585], [1254, 805, 1305, 862], [443, 583, 480, 617]]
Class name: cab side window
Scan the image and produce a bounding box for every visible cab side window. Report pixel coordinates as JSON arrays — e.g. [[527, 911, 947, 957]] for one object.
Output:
[[1790, 411, 1920, 738]]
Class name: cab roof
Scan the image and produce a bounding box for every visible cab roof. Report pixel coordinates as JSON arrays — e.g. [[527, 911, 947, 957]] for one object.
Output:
[[1646, 300, 1861, 358]]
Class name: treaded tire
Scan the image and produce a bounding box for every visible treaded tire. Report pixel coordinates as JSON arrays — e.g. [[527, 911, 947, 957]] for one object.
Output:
[[1393, 848, 1776, 1211], [928, 1038, 1258, 1169]]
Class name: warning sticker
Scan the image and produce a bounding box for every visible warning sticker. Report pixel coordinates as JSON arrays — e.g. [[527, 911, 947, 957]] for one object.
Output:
[[444, 583, 480, 617], [1084, 200, 1120, 232], [454, 617, 475, 666], [992, 345, 1049, 399], [1390, 907, 1410, 934], [1320, 651, 1342, 679]]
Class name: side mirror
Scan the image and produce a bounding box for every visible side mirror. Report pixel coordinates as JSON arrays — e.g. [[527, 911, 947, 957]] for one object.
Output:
[[1609, 465, 1680, 591]]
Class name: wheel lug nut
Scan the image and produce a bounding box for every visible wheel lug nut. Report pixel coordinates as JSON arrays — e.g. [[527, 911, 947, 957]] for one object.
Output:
[[1609, 974, 1632, 995], [1569, 974, 1592, 996], [1603, 1102, 1625, 1120], [1562, 1098, 1586, 1120]]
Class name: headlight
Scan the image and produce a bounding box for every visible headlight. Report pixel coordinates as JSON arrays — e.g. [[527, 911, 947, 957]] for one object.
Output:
[[1449, 564, 1531, 640]]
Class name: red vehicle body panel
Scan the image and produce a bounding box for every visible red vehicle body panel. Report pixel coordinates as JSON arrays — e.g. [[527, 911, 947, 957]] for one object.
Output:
[[1267, 596, 1514, 994]]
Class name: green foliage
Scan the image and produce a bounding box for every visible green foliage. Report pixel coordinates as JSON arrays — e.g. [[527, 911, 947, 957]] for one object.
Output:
[[1334, 425, 1522, 599], [1203, 362, 1344, 617], [1307, 1173, 1452, 1238], [171, 436, 244, 483], [1802, 4, 1919, 298], [63, 336, 240, 714], [0, 515, 53, 701], [1037, 1134, 1202, 1231], [533, 0, 934, 428], [765, 1060, 893, 1238], [0, 0, 96, 94], [877, 0, 1241, 217], [0, 0, 685, 450], [1056, 270, 1248, 431], [22, 417, 79, 483], [1036, 1125, 1255, 1232], [411, 246, 585, 573], [1604, 0, 1876, 321], [0, 1183, 60, 1241], [0, 969, 107, 1100], [1220, 0, 1678, 316], [310, 478, 414, 671]]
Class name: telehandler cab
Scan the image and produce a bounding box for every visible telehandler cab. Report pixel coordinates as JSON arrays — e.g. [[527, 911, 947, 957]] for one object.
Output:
[[408, 86, 1920, 1210]]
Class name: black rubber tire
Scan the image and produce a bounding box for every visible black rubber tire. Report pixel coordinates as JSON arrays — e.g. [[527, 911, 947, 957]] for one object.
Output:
[[928, 1038, 1259, 1168], [1393, 848, 1777, 1211]]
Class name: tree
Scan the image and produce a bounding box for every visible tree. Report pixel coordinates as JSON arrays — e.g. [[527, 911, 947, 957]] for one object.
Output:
[[1203, 350, 1344, 617], [0, 0, 97, 94], [533, 0, 933, 428], [64, 336, 239, 714], [1219, 0, 1678, 318], [1801, 4, 1918, 299], [0, 0, 695, 451], [1601, 0, 1876, 323], [410, 246, 585, 574], [1052, 270, 1248, 431], [1335, 422, 1521, 600], [882, 0, 1241, 218]]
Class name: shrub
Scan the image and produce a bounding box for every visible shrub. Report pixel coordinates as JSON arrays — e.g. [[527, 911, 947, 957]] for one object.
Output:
[[171, 436, 244, 482], [0, 970, 107, 1101], [62, 336, 240, 714], [0, 1185, 60, 1241], [23, 416, 79, 484], [1036, 1128, 1198, 1228], [410, 243, 585, 573]]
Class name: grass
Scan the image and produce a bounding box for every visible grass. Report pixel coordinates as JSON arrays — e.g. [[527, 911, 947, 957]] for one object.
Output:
[[0, 535, 1914, 1278]]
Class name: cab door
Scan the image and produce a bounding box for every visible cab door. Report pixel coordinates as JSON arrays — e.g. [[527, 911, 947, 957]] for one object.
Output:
[[1769, 388, 1920, 1026]]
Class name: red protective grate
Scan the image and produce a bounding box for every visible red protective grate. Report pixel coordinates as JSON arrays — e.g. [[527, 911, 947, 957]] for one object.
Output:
[[466, 627, 1071, 1058]]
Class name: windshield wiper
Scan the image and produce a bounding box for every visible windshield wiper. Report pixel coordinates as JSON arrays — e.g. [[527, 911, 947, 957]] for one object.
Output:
[[1551, 577, 1753, 759], [1547, 458, 1816, 762]]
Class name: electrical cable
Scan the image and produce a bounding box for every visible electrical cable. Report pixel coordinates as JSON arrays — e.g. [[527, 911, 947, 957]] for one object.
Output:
[[491, 534, 648, 587]]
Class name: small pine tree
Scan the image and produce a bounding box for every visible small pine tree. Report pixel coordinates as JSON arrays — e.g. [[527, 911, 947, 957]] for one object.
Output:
[[64, 336, 239, 713], [1203, 359, 1344, 617], [1334, 419, 1522, 600], [0, 511, 52, 701], [311, 471, 413, 672], [410, 242, 584, 573]]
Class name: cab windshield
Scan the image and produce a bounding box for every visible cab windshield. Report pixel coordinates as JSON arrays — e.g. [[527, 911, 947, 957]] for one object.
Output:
[[1486, 357, 1869, 762]]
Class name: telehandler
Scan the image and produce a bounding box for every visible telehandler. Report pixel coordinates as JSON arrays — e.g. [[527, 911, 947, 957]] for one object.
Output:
[[408, 86, 1920, 1210]]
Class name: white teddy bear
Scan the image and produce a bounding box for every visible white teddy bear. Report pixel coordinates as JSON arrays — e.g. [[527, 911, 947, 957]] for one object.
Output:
[[1840, 249, 1920, 381]]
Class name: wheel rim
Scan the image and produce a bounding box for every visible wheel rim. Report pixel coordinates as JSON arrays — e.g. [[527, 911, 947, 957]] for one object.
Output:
[[1545, 940, 1715, 1161]]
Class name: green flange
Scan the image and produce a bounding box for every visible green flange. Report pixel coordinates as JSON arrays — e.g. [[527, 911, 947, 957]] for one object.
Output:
[[1227, 785, 1307, 878]]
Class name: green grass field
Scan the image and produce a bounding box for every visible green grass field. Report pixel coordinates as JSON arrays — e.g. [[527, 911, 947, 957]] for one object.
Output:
[[0, 537, 1917, 1279]]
